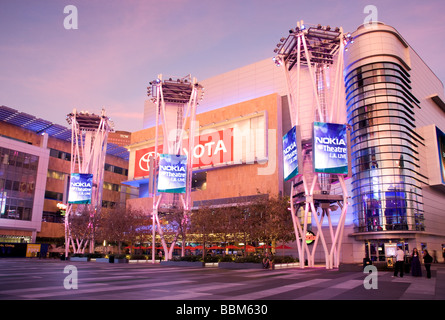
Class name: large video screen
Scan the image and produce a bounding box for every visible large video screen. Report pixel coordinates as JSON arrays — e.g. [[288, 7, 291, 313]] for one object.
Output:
[[313, 122, 348, 175], [134, 128, 233, 178], [68, 173, 93, 204], [437, 127, 445, 184], [157, 154, 187, 193], [283, 125, 300, 181]]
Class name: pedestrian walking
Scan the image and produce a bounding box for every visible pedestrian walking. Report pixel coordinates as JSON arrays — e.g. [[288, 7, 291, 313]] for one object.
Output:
[[393, 246, 405, 277], [262, 254, 271, 269], [423, 250, 433, 278], [411, 248, 422, 277]]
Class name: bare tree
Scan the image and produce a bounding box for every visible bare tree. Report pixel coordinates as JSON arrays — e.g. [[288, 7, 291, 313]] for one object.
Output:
[[190, 206, 218, 259], [253, 195, 294, 250], [213, 206, 237, 256], [124, 207, 152, 252], [157, 209, 191, 259], [98, 205, 151, 254], [67, 205, 97, 254]]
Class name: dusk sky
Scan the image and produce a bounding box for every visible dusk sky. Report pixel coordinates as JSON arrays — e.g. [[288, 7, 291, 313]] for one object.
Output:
[[1, 0, 444, 132]]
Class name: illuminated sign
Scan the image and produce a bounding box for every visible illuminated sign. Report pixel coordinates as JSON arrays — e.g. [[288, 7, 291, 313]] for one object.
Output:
[[157, 154, 187, 193], [306, 231, 316, 245], [134, 128, 233, 178], [437, 127, 445, 184], [313, 122, 348, 174], [68, 173, 93, 204], [136, 149, 158, 177], [26, 244, 41, 257], [0, 191, 6, 215], [283, 125, 301, 181]]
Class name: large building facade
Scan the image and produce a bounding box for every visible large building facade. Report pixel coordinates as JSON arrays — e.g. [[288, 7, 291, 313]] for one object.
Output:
[[127, 22, 445, 264], [0, 106, 132, 244], [127, 92, 286, 211], [3, 22, 441, 264], [344, 23, 445, 263]]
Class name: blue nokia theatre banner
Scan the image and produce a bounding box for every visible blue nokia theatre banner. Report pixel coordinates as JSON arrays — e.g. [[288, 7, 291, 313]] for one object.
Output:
[[313, 122, 348, 175], [68, 173, 93, 204], [157, 154, 187, 193], [283, 126, 300, 181]]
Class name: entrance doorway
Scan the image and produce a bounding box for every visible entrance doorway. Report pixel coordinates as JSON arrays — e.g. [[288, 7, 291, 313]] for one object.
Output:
[[365, 240, 409, 262]]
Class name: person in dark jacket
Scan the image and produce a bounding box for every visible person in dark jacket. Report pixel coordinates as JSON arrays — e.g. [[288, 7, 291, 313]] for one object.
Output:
[[411, 248, 422, 277], [423, 250, 433, 279]]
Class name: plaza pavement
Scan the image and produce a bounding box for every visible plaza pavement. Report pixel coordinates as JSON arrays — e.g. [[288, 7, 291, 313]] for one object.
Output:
[[0, 258, 443, 316]]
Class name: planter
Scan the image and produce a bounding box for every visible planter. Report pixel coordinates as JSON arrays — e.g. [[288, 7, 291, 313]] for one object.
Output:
[[218, 262, 262, 269], [274, 262, 299, 269], [69, 257, 89, 262], [339, 262, 390, 272], [161, 261, 205, 267], [113, 258, 128, 264], [204, 262, 219, 268], [129, 259, 148, 263]]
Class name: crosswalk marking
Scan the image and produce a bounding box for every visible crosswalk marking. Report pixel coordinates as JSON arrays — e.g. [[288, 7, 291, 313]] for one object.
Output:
[[331, 279, 363, 289], [226, 278, 331, 300], [401, 278, 436, 296], [19, 280, 193, 299], [1, 259, 443, 300]]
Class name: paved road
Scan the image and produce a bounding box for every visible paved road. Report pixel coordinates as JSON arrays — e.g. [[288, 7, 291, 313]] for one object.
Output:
[[0, 258, 444, 316]]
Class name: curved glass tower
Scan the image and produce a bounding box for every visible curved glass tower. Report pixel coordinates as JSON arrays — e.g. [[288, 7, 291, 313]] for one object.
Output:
[[344, 23, 425, 234]]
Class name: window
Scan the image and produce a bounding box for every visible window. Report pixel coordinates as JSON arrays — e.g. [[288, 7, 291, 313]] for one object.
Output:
[[44, 191, 63, 201], [49, 148, 71, 161], [192, 171, 207, 191], [47, 170, 67, 180], [346, 61, 424, 234], [384, 190, 408, 230], [104, 163, 128, 176], [0, 147, 37, 222], [103, 182, 121, 192]]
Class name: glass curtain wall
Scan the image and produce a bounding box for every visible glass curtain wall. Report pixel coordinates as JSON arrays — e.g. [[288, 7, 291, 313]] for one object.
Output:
[[0, 147, 39, 221], [345, 61, 425, 233]]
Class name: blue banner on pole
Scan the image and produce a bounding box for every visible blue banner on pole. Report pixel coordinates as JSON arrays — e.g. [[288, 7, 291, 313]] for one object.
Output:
[[68, 173, 93, 204], [313, 122, 348, 175], [157, 154, 187, 193], [283, 126, 300, 181]]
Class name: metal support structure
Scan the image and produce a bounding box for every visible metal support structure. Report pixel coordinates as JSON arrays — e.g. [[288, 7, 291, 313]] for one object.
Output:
[[147, 74, 203, 262], [274, 21, 353, 269], [64, 109, 114, 257]]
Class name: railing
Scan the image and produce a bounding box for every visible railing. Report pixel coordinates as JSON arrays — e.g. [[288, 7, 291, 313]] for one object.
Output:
[[353, 214, 425, 233]]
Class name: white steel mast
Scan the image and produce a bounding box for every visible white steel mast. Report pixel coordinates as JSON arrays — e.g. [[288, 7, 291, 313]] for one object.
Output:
[[64, 109, 114, 257], [147, 75, 204, 262], [273, 21, 353, 269]]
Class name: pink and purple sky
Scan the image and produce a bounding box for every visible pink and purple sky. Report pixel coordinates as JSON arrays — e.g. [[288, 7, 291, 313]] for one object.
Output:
[[1, 0, 444, 132]]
